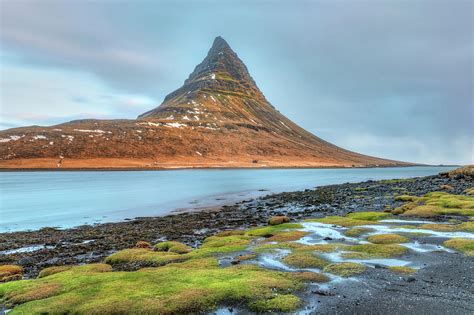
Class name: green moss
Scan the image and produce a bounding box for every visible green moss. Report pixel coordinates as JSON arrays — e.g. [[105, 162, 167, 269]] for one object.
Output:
[[306, 216, 376, 227], [367, 234, 409, 244], [379, 178, 414, 184], [388, 266, 417, 275], [268, 215, 290, 225], [345, 227, 372, 237], [443, 238, 474, 256], [419, 221, 474, 232], [396, 192, 474, 218], [265, 230, 309, 242], [395, 195, 418, 202], [0, 265, 23, 282], [323, 263, 366, 277], [155, 241, 192, 254], [292, 271, 330, 283], [354, 187, 368, 191], [250, 294, 301, 312], [38, 266, 73, 278], [347, 211, 392, 221], [0, 258, 303, 314], [105, 248, 188, 266], [342, 244, 408, 258], [464, 187, 474, 195], [245, 223, 303, 237], [282, 252, 329, 269]]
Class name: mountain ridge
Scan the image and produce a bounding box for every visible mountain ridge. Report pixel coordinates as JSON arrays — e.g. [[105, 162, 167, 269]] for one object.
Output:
[[0, 36, 412, 169]]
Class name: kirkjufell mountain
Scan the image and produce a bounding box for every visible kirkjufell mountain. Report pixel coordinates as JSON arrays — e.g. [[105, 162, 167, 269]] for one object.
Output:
[[0, 37, 409, 169]]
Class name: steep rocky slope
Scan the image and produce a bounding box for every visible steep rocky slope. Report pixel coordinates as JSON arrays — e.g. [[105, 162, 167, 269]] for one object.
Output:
[[0, 37, 409, 169]]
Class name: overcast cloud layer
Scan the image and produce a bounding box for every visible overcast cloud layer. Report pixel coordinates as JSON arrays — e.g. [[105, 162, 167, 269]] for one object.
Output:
[[0, 0, 472, 165]]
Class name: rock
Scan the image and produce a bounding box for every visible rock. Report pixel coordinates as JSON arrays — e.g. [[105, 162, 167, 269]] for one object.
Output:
[[406, 277, 416, 282], [18, 257, 36, 267]]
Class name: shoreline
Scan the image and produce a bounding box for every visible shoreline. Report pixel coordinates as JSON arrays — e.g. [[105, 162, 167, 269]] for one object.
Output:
[[0, 170, 471, 278], [0, 164, 441, 172]]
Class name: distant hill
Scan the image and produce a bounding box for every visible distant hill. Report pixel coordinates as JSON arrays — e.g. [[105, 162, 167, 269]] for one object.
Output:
[[0, 37, 411, 169]]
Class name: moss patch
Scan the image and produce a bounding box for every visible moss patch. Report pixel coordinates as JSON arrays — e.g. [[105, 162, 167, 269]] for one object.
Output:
[[443, 238, 474, 256], [246, 223, 303, 237], [105, 248, 188, 266], [38, 266, 73, 278], [306, 216, 376, 227], [155, 241, 193, 254], [323, 263, 366, 277], [394, 192, 474, 218], [345, 227, 373, 237], [268, 215, 290, 225], [250, 294, 301, 313], [367, 234, 409, 244], [265, 230, 309, 242], [389, 266, 417, 275], [347, 212, 391, 221], [419, 221, 474, 232], [0, 265, 23, 282], [342, 244, 408, 259], [282, 252, 329, 269], [0, 258, 304, 314], [292, 271, 330, 283]]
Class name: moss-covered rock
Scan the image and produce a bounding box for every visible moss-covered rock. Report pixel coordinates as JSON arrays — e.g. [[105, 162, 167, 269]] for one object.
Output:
[[135, 241, 151, 248], [268, 215, 290, 225]]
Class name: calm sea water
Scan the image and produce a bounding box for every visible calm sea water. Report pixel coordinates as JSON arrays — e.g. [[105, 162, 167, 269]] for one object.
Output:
[[0, 166, 456, 232]]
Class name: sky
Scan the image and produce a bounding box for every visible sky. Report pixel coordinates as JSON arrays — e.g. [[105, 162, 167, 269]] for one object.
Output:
[[0, 0, 472, 165]]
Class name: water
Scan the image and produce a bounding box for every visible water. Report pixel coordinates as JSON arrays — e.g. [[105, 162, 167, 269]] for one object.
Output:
[[0, 166, 455, 232]]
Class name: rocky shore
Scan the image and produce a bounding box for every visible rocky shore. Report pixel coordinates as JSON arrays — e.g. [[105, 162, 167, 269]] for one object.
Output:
[[0, 170, 471, 279]]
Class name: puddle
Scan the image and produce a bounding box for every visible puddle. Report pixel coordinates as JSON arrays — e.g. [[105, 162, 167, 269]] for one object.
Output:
[[402, 242, 453, 253], [321, 252, 411, 267], [0, 245, 54, 255]]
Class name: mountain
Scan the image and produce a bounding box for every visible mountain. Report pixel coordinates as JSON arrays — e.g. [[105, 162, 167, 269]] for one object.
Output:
[[0, 37, 410, 169]]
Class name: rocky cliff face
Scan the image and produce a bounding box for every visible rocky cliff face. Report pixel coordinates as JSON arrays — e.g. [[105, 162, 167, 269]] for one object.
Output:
[[0, 37, 409, 169]]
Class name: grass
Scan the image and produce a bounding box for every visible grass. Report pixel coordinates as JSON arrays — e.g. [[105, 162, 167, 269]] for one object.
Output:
[[323, 263, 366, 277], [0, 258, 304, 314], [345, 227, 373, 237], [342, 244, 408, 259], [367, 234, 409, 244], [443, 238, 474, 256], [388, 266, 417, 275], [155, 241, 192, 254], [0, 265, 23, 282], [282, 252, 329, 269]]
